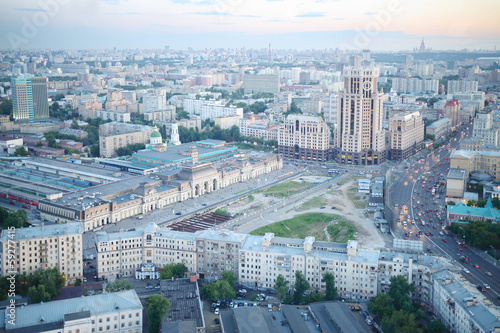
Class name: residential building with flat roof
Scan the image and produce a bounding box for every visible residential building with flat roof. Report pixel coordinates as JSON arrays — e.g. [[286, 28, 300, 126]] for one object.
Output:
[[1, 289, 142, 333], [446, 168, 467, 198], [244, 75, 280, 94], [450, 149, 500, 182], [98, 122, 155, 158], [278, 115, 330, 162], [0, 223, 84, 284], [426, 118, 451, 141], [388, 111, 425, 161]]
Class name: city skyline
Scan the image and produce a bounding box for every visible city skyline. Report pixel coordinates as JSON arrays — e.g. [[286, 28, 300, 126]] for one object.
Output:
[[1, 0, 500, 51]]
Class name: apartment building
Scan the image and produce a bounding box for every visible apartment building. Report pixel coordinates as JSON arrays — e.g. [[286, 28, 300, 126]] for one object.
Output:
[[473, 112, 500, 147], [450, 149, 500, 182], [334, 66, 386, 165], [239, 116, 279, 141], [431, 270, 500, 333], [98, 122, 155, 158], [388, 111, 425, 161], [95, 226, 454, 305], [244, 75, 280, 94], [183, 98, 222, 114], [1, 290, 143, 333], [143, 91, 167, 113], [195, 230, 246, 281], [447, 80, 479, 94], [278, 115, 330, 162], [391, 77, 439, 94], [426, 118, 451, 141], [199, 104, 243, 121], [94, 109, 131, 123], [215, 115, 240, 130], [11, 77, 49, 123], [0, 223, 84, 284], [444, 100, 461, 127]]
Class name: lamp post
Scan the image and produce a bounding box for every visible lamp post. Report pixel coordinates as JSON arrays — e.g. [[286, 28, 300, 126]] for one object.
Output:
[[459, 226, 466, 245]]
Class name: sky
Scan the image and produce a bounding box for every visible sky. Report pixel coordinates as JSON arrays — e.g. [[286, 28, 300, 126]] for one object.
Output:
[[1, 0, 500, 51]]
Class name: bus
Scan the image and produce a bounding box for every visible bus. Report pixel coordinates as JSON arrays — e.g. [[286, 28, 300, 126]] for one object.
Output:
[[328, 169, 339, 174]]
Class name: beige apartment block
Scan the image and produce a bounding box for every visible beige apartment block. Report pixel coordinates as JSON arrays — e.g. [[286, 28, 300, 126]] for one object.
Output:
[[278, 115, 330, 162], [388, 111, 425, 160], [99, 122, 155, 158], [0, 223, 84, 284], [450, 150, 500, 182]]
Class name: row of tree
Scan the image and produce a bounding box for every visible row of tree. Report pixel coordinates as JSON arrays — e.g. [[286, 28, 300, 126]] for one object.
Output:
[[201, 271, 237, 301], [116, 143, 146, 157], [0, 206, 30, 229], [275, 271, 337, 305], [0, 268, 66, 303], [447, 220, 500, 251], [368, 275, 445, 333]]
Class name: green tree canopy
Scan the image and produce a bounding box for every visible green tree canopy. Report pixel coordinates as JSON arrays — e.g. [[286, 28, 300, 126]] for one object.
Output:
[[323, 272, 338, 301], [293, 270, 309, 305], [146, 294, 171, 333], [221, 271, 237, 287], [388, 275, 414, 311], [159, 263, 188, 280]]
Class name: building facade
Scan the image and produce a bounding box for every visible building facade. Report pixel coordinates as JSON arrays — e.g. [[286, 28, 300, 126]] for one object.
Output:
[[391, 78, 439, 94], [334, 66, 386, 165], [444, 100, 461, 127], [472, 112, 500, 147], [38, 156, 283, 231], [244, 75, 280, 94], [11, 77, 49, 123], [426, 118, 452, 141], [98, 122, 155, 158], [1, 290, 143, 333], [450, 149, 500, 182], [278, 115, 330, 162], [0, 223, 83, 284], [447, 80, 479, 94], [388, 111, 425, 161]]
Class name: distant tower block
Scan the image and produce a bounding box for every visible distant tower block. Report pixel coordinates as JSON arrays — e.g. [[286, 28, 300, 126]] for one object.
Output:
[[171, 123, 181, 145], [362, 49, 370, 61]]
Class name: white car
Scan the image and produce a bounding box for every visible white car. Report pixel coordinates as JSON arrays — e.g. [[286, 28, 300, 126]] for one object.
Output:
[[463, 268, 471, 274], [214, 308, 220, 315]]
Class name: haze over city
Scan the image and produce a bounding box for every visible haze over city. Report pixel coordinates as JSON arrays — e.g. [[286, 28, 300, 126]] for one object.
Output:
[[2, 0, 500, 50]]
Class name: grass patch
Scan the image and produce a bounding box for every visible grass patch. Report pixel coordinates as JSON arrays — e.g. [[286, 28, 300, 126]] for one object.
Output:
[[235, 190, 248, 194], [297, 195, 327, 212], [215, 209, 231, 216], [337, 175, 363, 186], [250, 213, 336, 240], [247, 195, 255, 203], [346, 186, 367, 209], [327, 218, 357, 243], [256, 180, 315, 198]]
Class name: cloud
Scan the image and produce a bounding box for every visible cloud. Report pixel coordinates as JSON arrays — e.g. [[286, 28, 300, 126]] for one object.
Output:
[[104, 12, 151, 15], [171, 0, 214, 4], [237, 15, 260, 18], [266, 0, 284, 2], [296, 12, 326, 18], [190, 11, 231, 15], [265, 19, 284, 22], [13, 8, 52, 12], [365, 12, 377, 15], [210, 22, 234, 25]]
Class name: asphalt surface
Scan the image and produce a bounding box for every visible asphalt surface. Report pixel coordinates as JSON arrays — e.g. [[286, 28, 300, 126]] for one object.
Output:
[[389, 124, 500, 306]]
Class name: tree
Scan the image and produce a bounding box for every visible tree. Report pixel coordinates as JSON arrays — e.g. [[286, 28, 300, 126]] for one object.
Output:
[[221, 271, 237, 287], [28, 285, 51, 303], [75, 278, 82, 287], [388, 275, 414, 311], [105, 279, 132, 292], [275, 274, 291, 303], [146, 294, 171, 333], [14, 146, 30, 156], [70, 119, 80, 129], [0, 99, 13, 116], [381, 310, 422, 333], [323, 272, 337, 301], [35, 142, 43, 147], [428, 320, 446, 333], [368, 293, 395, 318], [27, 268, 66, 303], [160, 263, 188, 280], [301, 292, 324, 304], [216, 280, 236, 300], [293, 270, 309, 305]]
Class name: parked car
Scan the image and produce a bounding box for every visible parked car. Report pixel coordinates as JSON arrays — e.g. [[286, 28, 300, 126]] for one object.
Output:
[[214, 308, 220, 315], [146, 283, 153, 289]]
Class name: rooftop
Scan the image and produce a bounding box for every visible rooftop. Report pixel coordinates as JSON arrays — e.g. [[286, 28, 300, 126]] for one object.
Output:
[[4, 290, 142, 331], [451, 149, 500, 159], [0, 222, 83, 242], [160, 279, 204, 329], [447, 168, 467, 180], [309, 302, 366, 333]]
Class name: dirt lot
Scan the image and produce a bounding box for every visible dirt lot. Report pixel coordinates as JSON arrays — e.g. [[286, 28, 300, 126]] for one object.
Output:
[[231, 176, 385, 250]]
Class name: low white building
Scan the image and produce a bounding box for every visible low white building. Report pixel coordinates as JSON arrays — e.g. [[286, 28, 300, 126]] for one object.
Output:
[[2, 289, 143, 333]]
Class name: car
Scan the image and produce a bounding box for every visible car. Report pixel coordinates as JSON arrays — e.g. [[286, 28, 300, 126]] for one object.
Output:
[[215, 318, 220, 325], [463, 268, 471, 274], [175, 212, 182, 215], [485, 271, 493, 277], [442, 239, 447, 242], [477, 284, 486, 292], [155, 283, 160, 289], [458, 248, 463, 251], [474, 264, 479, 268], [320, 206, 325, 209], [427, 248, 432, 253], [83, 277, 87, 283], [331, 206, 336, 209], [238, 289, 247, 294], [484, 284, 490, 289], [89, 265, 95, 269], [214, 308, 220, 315], [146, 283, 153, 289]]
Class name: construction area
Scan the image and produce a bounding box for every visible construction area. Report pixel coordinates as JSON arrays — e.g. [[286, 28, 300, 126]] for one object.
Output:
[[167, 211, 232, 232]]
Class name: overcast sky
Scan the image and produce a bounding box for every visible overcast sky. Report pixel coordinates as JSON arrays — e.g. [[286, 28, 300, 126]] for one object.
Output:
[[1, 0, 500, 51]]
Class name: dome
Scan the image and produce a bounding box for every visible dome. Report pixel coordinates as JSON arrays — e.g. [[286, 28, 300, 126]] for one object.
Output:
[[151, 131, 162, 138]]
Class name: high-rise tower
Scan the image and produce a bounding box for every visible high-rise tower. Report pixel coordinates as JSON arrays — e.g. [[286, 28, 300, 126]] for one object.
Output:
[[333, 66, 386, 165], [11, 77, 49, 123]]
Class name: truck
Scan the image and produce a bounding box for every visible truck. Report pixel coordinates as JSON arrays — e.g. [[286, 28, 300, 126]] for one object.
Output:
[[431, 188, 436, 196]]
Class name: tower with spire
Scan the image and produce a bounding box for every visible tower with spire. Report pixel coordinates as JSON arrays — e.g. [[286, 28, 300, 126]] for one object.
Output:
[[419, 39, 426, 53]]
